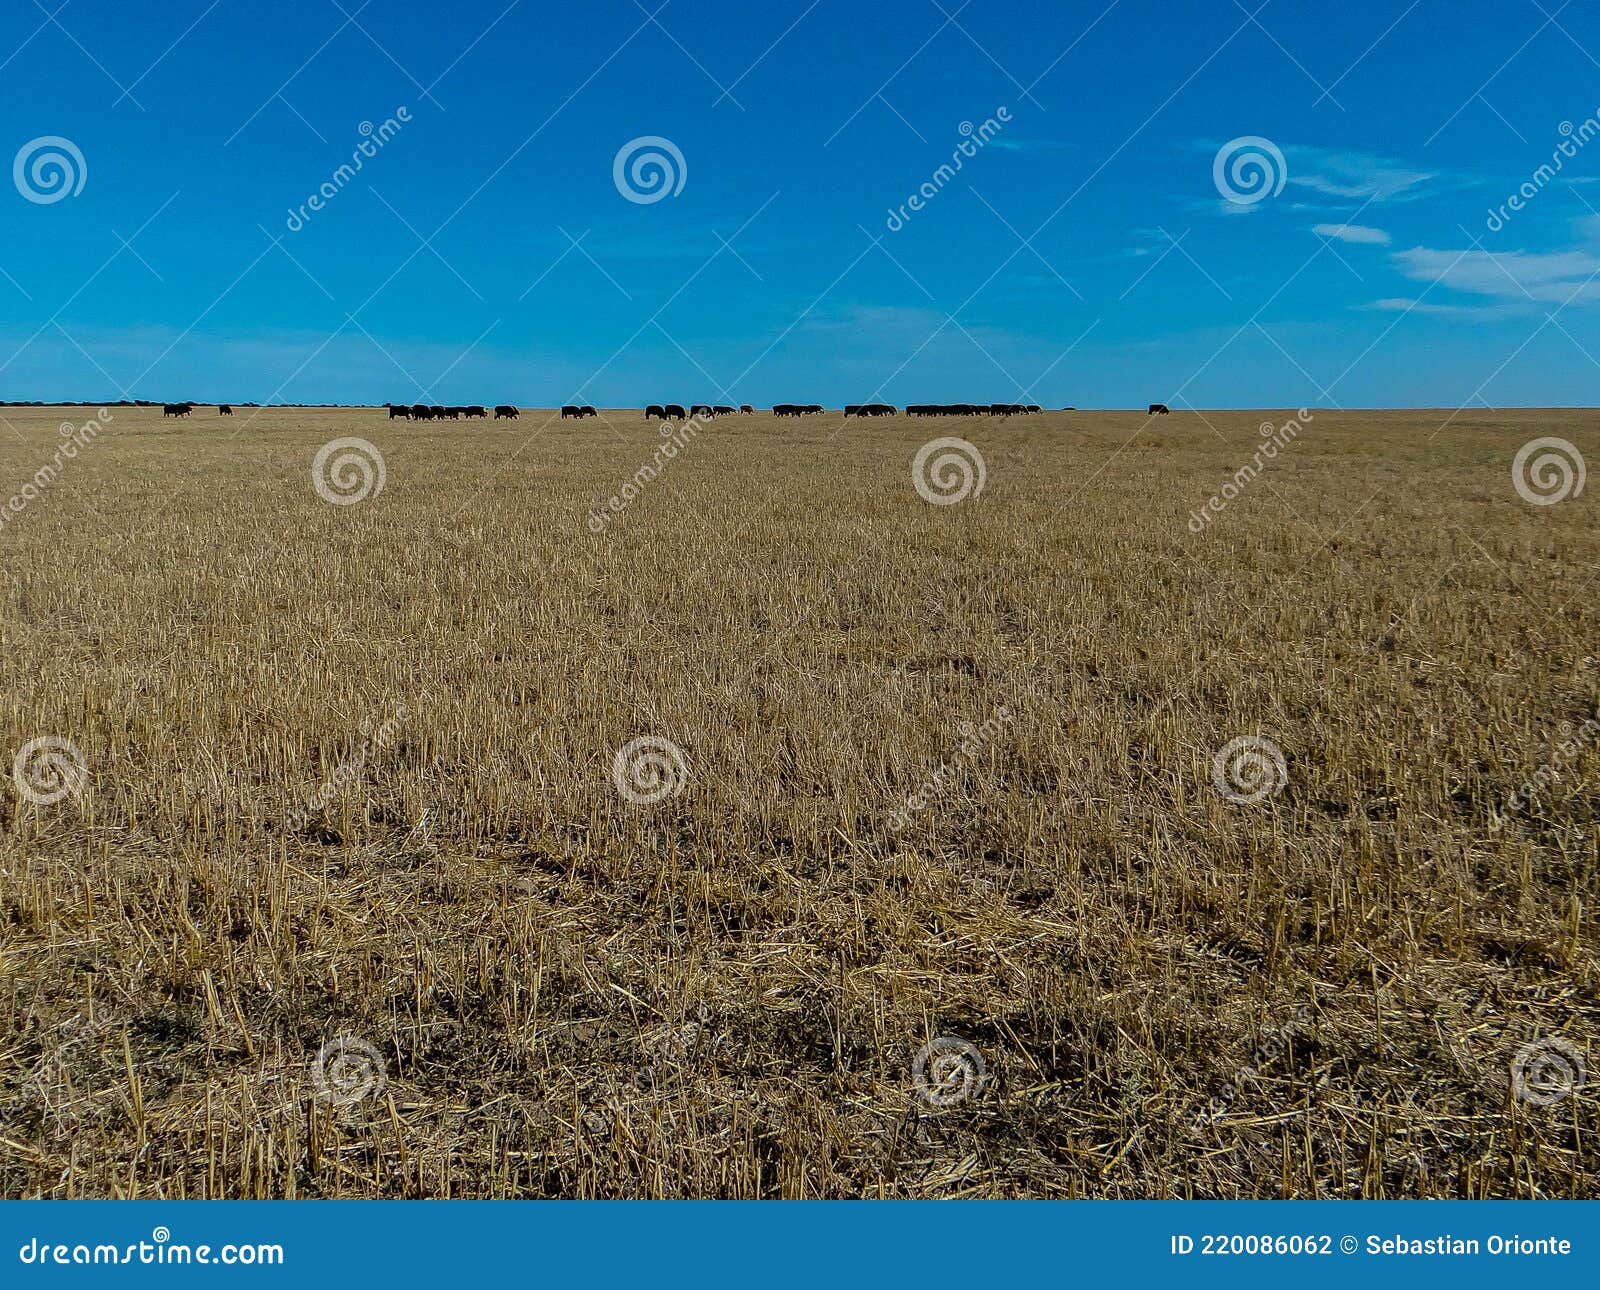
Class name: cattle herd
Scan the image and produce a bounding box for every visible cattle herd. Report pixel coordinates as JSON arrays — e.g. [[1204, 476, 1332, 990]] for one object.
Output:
[[388, 404, 493, 419], [147, 401, 1121, 421]]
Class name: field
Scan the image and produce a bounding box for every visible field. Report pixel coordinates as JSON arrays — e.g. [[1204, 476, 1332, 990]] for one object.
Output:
[[0, 403, 1594, 1199]]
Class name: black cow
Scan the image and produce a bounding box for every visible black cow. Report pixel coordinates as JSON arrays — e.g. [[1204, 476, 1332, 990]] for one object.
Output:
[[805, 404, 824, 414], [494, 405, 518, 419], [411, 404, 434, 420], [713, 404, 735, 416], [646, 404, 666, 420], [465, 405, 487, 418], [1149, 403, 1170, 415], [561, 405, 582, 419], [1026, 404, 1041, 413], [580, 405, 598, 418], [430, 405, 447, 419], [388, 403, 411, 419], [218, 405, 233, 416], [162, 403, 192, 417], [689, 404, 714, 418], [739, 404, 753, 414], [773, 404, 797, 417], [664, 404, 687, 420]]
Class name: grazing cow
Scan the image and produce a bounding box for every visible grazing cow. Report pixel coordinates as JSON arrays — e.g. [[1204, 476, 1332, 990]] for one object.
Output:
[[646, 404, 666, 420], [1026, 404, 1041, 414], [804, 404, 824, 414], [1149, 403, 1170, 415], [494, 405, 519, 419], [773, 403, 798, 417], [430, 405, 448, 419], [561, 405, 582, 419], [162, 403, 192, 417], [580, 405, 598, 418], [412, 404, 434, 420], [713, 404, 735, 416], [465, 405, 487, 418], [388, 403, 411, 419], [447, 407, 466, 420], [218, 405, 233, 416], [739, 404, 753, 414], [664, 404, 687, 420], [690, 404, 714, 418]]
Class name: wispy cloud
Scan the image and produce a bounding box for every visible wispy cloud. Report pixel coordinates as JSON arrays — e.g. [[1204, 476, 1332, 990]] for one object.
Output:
[[1392, 245, 1600, 304], [985, 137, 1073, 153], [1287, 145, 1434, 202], [1313, 222, 1390, 245], [1360, 297, 1497, 318]]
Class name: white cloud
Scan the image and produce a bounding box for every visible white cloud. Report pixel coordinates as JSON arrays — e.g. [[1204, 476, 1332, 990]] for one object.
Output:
[[1392, 245, 1600, 303], [985, 138, 1073, 152], [1287, 146, 1434, 202], [1360, 297, 1491, 318], [1312, 222, 1390, 244]]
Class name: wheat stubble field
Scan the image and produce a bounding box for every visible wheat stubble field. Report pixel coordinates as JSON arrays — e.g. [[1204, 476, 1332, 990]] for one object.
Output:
[[0, 403, 1594, 1198]]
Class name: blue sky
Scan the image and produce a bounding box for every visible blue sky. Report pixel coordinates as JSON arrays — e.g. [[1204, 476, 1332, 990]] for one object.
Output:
[[3, 0, 1600, 408]]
